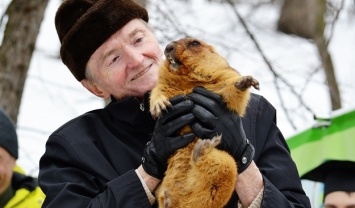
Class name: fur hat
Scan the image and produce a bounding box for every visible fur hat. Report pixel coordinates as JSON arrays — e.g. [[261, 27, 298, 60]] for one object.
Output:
[[0, 108, 18, 159], [55, 0, 149, 81]]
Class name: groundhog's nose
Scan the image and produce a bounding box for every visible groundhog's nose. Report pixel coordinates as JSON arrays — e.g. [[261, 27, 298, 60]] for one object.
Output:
[[165, 42, 175, 54]]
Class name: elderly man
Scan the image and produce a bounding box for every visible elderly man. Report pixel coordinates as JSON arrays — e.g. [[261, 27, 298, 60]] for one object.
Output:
[[38, 0, 310, 207]]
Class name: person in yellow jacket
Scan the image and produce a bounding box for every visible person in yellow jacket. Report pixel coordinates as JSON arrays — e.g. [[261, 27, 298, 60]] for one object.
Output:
[[0, 108, 45, 208]]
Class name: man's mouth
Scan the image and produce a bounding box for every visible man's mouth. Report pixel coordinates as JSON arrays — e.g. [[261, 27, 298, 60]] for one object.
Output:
[[131, 65, 151, 81]]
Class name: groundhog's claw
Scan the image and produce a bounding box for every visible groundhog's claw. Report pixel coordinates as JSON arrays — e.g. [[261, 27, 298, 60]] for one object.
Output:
[[192, 135, 222, 162], [235, 75, 260, 91], [150, 97, 171, 118], [164, 189, 171, 208]]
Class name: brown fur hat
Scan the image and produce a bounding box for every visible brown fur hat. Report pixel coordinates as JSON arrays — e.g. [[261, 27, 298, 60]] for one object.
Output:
[[55, 0, 149, 81]]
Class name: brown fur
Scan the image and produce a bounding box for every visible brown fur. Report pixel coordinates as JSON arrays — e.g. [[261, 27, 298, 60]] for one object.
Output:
[[150, 37, 259, 208]]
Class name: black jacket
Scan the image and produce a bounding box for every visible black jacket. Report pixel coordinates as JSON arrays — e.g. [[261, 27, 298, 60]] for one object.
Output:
[[39, 93, 310, 207]]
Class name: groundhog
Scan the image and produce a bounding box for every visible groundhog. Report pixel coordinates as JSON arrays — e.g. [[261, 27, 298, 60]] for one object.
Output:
[[149, 37, 259, 208]]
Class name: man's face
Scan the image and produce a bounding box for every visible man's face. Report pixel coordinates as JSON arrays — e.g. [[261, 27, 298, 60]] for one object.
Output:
[[0, 147, 15, 194], [85, 19, 162, 99], [324, 191, 355, 208]]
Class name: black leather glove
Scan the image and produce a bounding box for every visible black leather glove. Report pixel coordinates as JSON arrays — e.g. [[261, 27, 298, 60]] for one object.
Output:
[[188, 87, 255, 174], [142, 95, 196, 179]]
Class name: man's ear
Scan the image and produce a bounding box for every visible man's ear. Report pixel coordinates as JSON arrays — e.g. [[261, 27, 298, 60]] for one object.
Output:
[[81, 79, 109, 98]]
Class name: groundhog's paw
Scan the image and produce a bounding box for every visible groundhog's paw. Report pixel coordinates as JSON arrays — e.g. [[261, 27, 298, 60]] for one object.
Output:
[[235, 75, 260, 91], [209, 135, 222, 147], [192, 135, 222, 162], [150, 97, 171, 118]]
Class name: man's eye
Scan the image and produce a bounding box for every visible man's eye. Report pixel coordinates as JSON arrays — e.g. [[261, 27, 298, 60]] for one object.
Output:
[[112, 56, 119, 63], [135, 37, 143, 44]]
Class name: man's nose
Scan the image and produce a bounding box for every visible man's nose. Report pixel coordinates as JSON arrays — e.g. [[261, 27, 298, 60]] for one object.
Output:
[[124, 46, 143, 69]]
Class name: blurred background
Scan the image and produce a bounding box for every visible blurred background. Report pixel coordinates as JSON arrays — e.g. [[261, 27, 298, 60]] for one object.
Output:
[[1, 0, 354, 207]]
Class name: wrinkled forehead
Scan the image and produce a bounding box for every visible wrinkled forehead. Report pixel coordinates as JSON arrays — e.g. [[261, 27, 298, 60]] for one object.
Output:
[[101, 19, 151, 55]]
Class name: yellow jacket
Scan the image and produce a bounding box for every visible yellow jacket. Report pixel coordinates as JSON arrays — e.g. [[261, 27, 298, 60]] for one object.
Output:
[[4, 167, 45, 208], [5, 186, 45, 208]]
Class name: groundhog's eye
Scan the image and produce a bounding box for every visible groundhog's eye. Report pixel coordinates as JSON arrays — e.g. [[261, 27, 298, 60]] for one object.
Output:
[[189, 40, 200, 47]]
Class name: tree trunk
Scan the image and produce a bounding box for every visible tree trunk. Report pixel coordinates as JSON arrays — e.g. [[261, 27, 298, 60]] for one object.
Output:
[[277, 0, 317, 39], [277, 0, 341, 110], [314, 35, 341, 110], [313, 0, 341, 110], [0, 0, 49, 123]]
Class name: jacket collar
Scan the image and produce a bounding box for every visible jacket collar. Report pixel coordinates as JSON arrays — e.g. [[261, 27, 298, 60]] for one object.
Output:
[[104, 91, 156, 136]]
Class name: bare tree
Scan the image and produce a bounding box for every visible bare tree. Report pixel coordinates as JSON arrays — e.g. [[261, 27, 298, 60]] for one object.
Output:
[[0, 0, 49, 123], [277, 0, 342, 111], [0, 0, 349, 130], [0, 0, 350, 178], [147, 0, 349, 130]]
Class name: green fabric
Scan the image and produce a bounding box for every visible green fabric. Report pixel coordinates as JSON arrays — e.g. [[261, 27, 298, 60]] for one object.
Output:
[[286, 109, 355, 177]]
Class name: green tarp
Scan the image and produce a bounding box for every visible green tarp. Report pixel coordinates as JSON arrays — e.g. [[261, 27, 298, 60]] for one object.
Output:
[[286, 108, 355, 177]]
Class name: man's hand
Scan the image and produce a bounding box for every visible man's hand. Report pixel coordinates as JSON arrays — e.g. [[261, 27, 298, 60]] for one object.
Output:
[[142, 95, 195, 179], [188, 87, 254, 174]]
